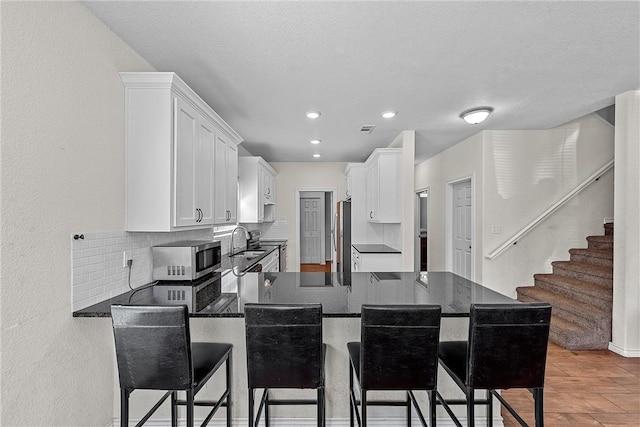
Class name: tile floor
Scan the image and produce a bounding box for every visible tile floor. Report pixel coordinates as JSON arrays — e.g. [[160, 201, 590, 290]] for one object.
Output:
[[502, 343, 640, 426]]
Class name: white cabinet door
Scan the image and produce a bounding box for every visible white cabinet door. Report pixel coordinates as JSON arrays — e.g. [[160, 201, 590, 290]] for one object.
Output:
[[214, 134, 238, 224], [365, 149, 401, 223], [196, 119, 215, 225], [238, 157, 277, 223], [174, 97, 199, 227], [226, 141, 238, 223]]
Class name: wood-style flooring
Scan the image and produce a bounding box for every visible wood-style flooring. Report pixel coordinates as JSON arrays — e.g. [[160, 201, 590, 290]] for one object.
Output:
[[300, 261, 332, 272], [502, 342, 640, 426]]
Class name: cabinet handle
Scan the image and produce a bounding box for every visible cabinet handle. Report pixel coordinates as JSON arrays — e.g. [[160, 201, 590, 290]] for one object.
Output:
[[199, 209, 203, 222], [369, 211, 373, 219]]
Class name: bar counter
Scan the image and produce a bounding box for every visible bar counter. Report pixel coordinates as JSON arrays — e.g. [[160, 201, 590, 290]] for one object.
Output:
[[73, 271, 517, 318], [74, 271, 516, 424]]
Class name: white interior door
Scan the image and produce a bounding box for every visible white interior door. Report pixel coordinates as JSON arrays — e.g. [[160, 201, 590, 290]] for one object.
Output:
[[452, 180, 472, 279], [300, 197, 322, 264]]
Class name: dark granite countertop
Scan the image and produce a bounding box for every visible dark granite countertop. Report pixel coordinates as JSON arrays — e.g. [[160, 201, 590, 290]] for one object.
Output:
[[73, 271, 517, 318], [352, 244, 401, 254]]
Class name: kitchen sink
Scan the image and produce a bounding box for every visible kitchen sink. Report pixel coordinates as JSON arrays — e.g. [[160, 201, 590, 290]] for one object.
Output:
[[231, 250, 265, 259]]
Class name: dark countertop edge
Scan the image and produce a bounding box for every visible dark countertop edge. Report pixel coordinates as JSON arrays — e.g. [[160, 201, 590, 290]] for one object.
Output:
[[73, 311, 468, 318], [352, 244, 401, 254]]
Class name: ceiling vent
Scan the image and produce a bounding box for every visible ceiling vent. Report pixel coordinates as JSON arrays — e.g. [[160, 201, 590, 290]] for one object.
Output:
[[360, 125, 376, 134]]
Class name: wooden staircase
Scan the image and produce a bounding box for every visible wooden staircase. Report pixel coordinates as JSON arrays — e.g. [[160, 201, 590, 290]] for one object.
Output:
[[516, 223, 613, 350]]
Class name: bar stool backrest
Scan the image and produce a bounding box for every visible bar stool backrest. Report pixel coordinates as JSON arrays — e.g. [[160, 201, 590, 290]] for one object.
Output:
[[245, 303, 323, 389], [467, 303, 552, 390], [111, 305, 193, 390], [360, 304, 441, 390]]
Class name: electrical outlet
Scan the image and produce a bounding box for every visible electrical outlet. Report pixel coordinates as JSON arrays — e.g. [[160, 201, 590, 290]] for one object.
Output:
[[123, 251, 133, 268]]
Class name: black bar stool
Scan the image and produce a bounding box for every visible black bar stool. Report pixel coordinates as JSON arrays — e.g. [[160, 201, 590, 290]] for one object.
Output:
[[111, 304, 232, 427], [244, 303, 325, 427], [347, 304, 442, 427], [437, 303, 552, 427]]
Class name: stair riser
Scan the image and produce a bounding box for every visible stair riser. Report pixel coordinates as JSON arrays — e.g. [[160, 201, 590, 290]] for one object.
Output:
[[517, 292, 608, 330], [533, 280, 612, 310], [569, 253, 613, 268], [588, 240, 613, 250], [549, 328, 610, 351], [552, 265, 612, 287], [604, 223, 614, 236]]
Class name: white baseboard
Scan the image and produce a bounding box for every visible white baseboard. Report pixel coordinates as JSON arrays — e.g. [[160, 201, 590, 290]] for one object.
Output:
[[111, 416, 504, 426], [609, 341, 640, 357]]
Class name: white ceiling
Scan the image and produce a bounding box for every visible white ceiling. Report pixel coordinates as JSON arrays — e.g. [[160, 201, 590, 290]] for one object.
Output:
[[84, 1, 639, 164]]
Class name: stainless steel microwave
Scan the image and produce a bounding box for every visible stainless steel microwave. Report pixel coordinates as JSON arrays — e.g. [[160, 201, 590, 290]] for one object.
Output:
[[152, 240, 221, 281]]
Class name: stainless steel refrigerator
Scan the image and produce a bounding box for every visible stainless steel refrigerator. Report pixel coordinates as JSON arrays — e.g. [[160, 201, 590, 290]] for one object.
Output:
[[335, 200, 351, 285]]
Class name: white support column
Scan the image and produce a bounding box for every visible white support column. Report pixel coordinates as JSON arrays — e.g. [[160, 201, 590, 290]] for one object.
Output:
[[611, 90, 640, 357]]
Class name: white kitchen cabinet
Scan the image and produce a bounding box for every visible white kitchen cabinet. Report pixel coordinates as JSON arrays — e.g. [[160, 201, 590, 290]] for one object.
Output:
[[238, 157, 277, 223], [121, 72, 242, 232], [365, 148, 401, 223], [352, 246, 402, 272], [261, 249, 280, 273], [214, 133, 238, 224]]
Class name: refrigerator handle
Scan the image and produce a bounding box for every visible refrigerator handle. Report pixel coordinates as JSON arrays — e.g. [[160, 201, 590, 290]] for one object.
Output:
[[332, 212, 337, 251]]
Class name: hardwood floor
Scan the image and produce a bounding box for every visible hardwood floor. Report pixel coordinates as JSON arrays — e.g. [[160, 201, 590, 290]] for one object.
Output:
[[502, 342, 640, 426], [300, 261, 332, 272]]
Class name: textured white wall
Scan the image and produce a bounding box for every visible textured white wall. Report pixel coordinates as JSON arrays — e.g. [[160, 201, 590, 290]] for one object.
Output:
[[482, 115, 614, 297], [0, 2, 154, 425], [612, 90, 640, 356], [269, 162, 347, 271], [415, 114, 614, 298], [414, 132, 485, 280]]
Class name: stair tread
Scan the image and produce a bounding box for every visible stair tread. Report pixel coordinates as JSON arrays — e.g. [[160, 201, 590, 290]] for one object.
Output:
[[516, 286, 609, 317], [552, 260, 613, 278], [534, 273, 613, 296], [587, 235, 613, 242], [569, 248, 613, 259]]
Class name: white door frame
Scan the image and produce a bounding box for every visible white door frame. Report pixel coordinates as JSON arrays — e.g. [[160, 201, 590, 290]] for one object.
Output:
[[415, 186, 430, 272], [445, 175, 475, 280], [295, 187, 337, 271]]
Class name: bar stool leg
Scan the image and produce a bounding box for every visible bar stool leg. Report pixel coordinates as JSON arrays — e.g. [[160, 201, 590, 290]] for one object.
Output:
[[467, 389, 475, 427], [362, 390, 367, 427], [248, 389, 254, 427], [487, 390, 493, 427], [534, 388, 544, 427], [186, 390, 194, 427], [170, 391, 178, 427], [265, 389, 270, 427], [406, 392, 411, 427], [120, 388, 129, 427], [429, 390, 436, 427], [317, 387, 323, 427], [226, 355, 233, 427], [349, 365, 355, 427]]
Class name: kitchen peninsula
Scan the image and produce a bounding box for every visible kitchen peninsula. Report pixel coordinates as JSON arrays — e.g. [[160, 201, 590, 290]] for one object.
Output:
[[74, 271, 516, 424]]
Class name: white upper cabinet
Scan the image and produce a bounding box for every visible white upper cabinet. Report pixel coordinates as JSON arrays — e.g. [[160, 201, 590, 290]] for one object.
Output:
[[365, 148, 401, 223], [214, 133, 238, 224], [238, 157, 277, 223], [121, 72, 242, 232]]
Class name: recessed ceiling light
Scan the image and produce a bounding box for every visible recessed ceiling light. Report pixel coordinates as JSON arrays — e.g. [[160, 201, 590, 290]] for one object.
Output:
[[306, 110, 321, 119], [313, 154, 321, 158], [381, 110, 397, 119], [310, 139, 321, 145], [460, 107, 493, 124]]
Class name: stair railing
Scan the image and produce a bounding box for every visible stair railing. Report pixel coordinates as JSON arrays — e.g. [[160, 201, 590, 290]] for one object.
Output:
[[486, 159, 614, 260]]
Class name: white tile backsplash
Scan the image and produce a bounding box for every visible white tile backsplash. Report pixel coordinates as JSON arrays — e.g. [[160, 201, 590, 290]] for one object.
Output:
[[71, 228, 214, 311]]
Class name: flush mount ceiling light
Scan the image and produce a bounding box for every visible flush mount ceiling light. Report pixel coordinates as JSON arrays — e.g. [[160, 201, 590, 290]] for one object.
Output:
[[381, 110, 397, 119], [306, 110, 321, 119], [313, 153, 321, 158], [310, 139, 321, 145], [460, 107, 493, 124]]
